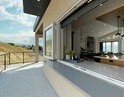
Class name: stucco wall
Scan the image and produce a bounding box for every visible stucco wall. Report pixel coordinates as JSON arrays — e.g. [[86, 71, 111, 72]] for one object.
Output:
[[36, 0, 83, 31]]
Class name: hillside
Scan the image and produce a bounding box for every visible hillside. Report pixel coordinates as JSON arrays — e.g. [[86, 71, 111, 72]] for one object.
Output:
[[0, 42, 35, 65], [0, 42, 30, 54]]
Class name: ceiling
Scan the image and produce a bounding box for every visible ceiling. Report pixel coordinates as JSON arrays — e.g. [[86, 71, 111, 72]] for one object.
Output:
[[23, 0, 51, 16], [71, 0, 124, 38], [96, 6, 124, 27]]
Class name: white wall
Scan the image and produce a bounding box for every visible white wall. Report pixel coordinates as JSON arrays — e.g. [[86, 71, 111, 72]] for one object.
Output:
[[122, 37, 124, 53], [72, 25, 81, 57], [63, 24, 72, 51]]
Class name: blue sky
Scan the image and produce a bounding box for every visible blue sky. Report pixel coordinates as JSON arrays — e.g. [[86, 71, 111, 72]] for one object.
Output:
[[0, 0, 42, 46]]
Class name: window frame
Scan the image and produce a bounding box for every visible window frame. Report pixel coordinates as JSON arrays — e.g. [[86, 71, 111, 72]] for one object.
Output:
[[44, 23, 56, 60], [102, 41, 119, 53]]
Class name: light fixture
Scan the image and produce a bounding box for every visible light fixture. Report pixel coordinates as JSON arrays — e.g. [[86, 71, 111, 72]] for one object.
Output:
[[99, 3, 103, 6], [87, 0, 93, 3], [115, 16, 121, 36], [122, 19, 124, 37]]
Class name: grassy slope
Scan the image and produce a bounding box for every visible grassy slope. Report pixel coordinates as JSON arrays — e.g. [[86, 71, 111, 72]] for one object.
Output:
[[0, 42, 34, 65], [0, 42, 29, 53]]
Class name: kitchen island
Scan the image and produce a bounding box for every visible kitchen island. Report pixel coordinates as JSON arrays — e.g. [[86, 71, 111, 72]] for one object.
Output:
[[94, 55, 124, 67]]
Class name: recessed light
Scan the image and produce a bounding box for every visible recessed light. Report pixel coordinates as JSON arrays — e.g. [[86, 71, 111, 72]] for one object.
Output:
[[100, 4, 103, 6], [87, 0, 92, 3], [37, 0, 40, 1]]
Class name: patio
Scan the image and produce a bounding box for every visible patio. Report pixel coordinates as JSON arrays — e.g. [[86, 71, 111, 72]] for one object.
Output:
[[0, 61, 58, 97]]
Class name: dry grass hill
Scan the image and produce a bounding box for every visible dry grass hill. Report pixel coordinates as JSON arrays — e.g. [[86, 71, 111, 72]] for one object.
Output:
[[0, 42, 29, 53], [0, 42, 35, 68]]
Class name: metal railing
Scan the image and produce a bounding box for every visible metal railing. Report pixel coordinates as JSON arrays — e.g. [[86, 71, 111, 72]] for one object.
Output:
[[0, 51, 43, 72]]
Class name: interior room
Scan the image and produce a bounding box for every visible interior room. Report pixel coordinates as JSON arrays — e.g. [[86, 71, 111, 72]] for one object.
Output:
[[62, 0, 124, 67]]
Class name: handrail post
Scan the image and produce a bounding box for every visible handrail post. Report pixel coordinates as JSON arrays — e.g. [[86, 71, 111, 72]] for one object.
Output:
[[23, 52, 24, 64], [4, 54, 6, 70], [9, 53, 10, 65]]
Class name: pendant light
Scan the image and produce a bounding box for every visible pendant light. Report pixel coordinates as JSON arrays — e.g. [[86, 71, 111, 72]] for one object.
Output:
[[122, 19, 124, 37], [115, 16, 121, 36]]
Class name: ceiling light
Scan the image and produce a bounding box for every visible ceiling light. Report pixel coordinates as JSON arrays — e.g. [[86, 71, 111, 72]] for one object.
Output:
[[122, 19, 124, 37], [87, 0, 92, 3], [37, 0, 40, 1], [115, 16, 121, 36], [99, 4, 103, 6]]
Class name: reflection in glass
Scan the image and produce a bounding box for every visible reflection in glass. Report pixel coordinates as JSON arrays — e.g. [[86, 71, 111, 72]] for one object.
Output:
[[45, 27, 52, 57]]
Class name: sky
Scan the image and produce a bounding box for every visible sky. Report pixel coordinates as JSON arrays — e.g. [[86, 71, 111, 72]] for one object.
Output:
[[0, 0, 42, 46]]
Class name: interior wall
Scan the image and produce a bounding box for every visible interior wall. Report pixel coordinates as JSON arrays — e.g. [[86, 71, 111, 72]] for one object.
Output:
[[71, 0, 124, 53], [72, 21, 101, 53], [63, 23, 72, 51], [122, 36, 124, 53], [72, 24, 81, 57]]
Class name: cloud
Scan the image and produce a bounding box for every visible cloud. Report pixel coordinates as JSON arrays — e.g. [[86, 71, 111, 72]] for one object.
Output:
[[0, 0, 36, 27], [0, 30, 35, 45], [0, 0, 39, 45]]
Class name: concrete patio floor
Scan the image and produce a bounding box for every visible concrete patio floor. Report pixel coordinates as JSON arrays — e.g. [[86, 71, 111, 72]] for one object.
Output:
[[0, 62, 58, 97]]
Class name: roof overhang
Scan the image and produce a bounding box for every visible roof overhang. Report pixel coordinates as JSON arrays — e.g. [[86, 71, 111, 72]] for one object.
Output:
[[23, 0, 51, 16], [23, 0, 51, 32]]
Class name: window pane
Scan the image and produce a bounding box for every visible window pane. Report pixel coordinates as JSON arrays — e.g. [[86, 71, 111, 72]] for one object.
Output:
[[112, 42, 118, 53], [45, 27, 52, 57], [106, 42, 111, 52], [103, 42, 106, 52]]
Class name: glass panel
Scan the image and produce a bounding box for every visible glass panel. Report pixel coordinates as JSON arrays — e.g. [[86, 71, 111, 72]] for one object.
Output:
[[45, 27, 52, 57], [112, 42, 118, 53], [106, 42, 111, 52], [103, 42, 106, 52]]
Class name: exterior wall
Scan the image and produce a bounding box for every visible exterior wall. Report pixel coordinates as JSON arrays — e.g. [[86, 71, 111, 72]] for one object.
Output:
[[36, 0, 82, 31], [42, 0, 75, 29], [36, 0, 87, 59]]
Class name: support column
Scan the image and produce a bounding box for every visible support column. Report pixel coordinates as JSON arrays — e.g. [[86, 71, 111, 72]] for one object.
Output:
[[35, 34, 39, 62], [56, 22, 61, 60]]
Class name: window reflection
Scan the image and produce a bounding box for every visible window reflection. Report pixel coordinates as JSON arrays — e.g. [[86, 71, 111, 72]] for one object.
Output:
[[45, 27, 52, 57]]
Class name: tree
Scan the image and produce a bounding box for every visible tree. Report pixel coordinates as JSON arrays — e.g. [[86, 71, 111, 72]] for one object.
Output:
[[8, 43, 15, 46]]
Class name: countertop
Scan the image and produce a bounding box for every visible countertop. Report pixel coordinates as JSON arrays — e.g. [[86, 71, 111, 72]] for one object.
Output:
[[94, 55, 124, 62]]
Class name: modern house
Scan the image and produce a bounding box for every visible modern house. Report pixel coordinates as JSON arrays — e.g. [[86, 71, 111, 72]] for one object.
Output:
[[23, 0, 124, 97]]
